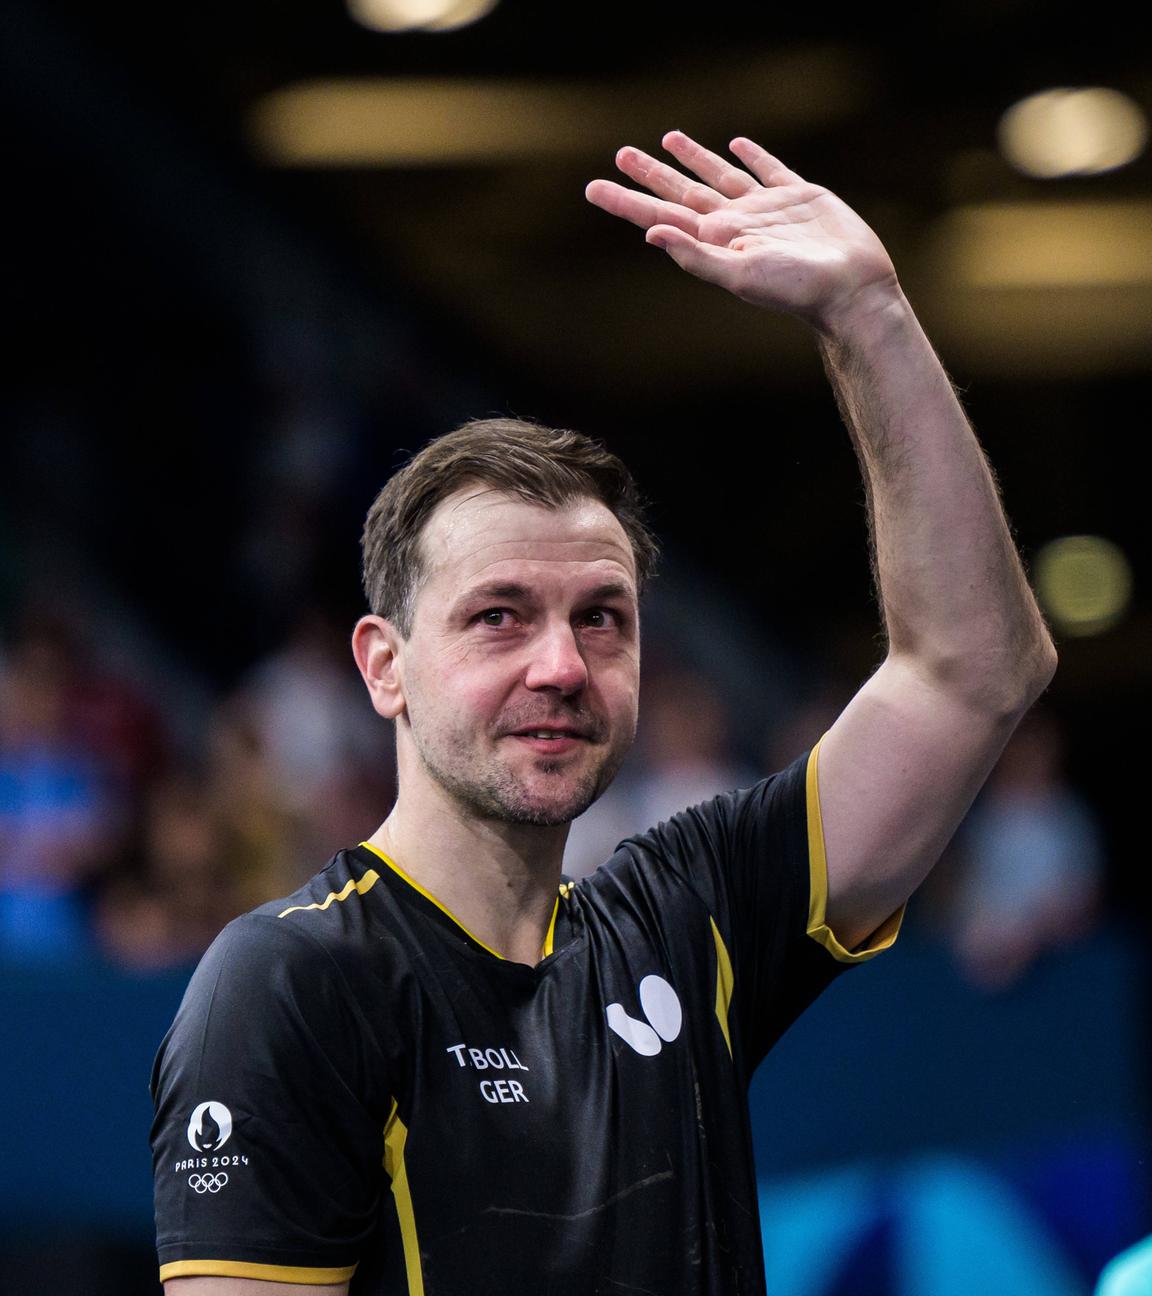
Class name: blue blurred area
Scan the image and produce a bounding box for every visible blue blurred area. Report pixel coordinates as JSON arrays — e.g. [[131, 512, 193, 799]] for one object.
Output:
[[752, 925, 1150, 1294], [1, 958, 194, 1237], [752, 924, 1145, 1171], [2, 923, 1146, 1294]]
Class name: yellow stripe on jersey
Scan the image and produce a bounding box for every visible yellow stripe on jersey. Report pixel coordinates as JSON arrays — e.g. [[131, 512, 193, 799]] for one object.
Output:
[[159, 1258, 356, 1283], [804, 738, 903, 963], [360, 841, 561, 962], [542, 895, 560, 958], [710, 916, 734, 1059], [384, 1099, 426, 1296], [277, 870, 380, 919], [360, 841, 506, 958]]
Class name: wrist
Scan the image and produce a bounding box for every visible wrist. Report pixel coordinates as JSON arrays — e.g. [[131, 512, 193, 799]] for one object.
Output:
[[813, 277, 908, 345]]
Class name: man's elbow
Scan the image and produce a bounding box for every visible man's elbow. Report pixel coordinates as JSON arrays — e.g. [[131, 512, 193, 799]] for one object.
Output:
[[975, 630, 1058, 720], [905, 627, 1057, 720], [1030, 634, 1059, 698]]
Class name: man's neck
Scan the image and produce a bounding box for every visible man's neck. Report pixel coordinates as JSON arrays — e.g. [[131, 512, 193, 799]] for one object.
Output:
[[366, 782, 569, 967]]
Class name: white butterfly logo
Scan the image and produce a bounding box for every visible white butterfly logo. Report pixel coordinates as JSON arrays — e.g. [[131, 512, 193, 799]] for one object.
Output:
[[606, 975, 683, 1056]]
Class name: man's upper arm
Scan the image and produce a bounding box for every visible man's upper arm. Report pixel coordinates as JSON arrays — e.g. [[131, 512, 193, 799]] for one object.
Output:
[[165, 1278, 349, 1295], [817, 653, 1027, 951], [152, 915, 388, 1287]]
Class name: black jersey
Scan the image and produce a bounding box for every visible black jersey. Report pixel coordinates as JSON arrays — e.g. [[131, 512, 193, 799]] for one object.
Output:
[[151, 745, 899, 1294]]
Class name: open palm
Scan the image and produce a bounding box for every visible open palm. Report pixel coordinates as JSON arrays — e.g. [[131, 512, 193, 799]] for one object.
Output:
[[586, 131, 898, 327]]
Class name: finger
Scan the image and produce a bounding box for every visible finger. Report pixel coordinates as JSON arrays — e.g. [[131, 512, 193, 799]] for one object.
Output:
[[614, 146, 726, 215], [728, 137, 805, 188], [645, 225, 744, 292], [584, 179, 702, 237], [661, 131, 759, 199]]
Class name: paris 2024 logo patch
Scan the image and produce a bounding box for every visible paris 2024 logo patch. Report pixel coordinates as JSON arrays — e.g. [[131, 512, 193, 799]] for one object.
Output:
[[177, 1101, 248, 1194]]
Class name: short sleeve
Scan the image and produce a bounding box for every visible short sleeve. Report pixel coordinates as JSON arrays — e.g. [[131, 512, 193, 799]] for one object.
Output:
[[150, 914, 390, 1285], [618, 744, 901, 1076]]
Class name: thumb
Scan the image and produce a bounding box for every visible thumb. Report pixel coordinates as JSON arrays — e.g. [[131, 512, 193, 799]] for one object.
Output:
[[645, 225, 740, 290], [645, 224, 693, 253]]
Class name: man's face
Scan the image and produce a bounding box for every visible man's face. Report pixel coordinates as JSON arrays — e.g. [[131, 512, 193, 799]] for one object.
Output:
[[395, 486, 640, 827]]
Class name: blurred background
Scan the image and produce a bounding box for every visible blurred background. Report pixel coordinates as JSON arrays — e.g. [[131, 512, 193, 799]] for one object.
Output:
[[1, 0, 1149, 1292]]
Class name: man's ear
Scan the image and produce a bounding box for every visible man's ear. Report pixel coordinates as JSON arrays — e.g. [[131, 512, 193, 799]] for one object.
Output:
[[351, 615, 406, 720]]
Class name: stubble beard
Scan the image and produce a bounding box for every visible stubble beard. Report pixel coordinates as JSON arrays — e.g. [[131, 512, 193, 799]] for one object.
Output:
[[410, 711, 632, 828]]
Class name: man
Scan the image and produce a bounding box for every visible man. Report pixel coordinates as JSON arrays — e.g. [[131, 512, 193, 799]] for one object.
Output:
[[151, 132, 1056, 1294]]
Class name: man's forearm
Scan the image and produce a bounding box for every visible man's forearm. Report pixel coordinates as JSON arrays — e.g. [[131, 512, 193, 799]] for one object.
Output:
[[818, 287, 1057, 712], [586, 134, 1059, 940]]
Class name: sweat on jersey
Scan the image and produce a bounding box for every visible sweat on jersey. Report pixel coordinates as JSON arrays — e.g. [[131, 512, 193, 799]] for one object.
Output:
[[151, 744, 901, 1294]]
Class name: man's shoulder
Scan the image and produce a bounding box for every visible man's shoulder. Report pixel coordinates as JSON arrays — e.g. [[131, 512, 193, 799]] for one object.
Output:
[[248, 844, 384, 928], [192, 846, 394, 991], [588, 773, 780, 873], [573, 758, 811, 926]]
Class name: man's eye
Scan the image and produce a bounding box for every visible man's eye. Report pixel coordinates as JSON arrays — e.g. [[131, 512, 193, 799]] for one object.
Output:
[[480, 608, 511, 627], [580, 608, 618, 629]]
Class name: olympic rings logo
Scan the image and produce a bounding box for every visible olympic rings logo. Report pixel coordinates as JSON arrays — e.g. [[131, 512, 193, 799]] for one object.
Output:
[[188, 1172, 229, 1194]]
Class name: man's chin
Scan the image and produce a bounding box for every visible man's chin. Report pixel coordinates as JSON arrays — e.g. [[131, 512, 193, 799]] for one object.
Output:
[[420, 741, 625, 828], [469, 767, 607, 828], [489, 782, 600, 828]]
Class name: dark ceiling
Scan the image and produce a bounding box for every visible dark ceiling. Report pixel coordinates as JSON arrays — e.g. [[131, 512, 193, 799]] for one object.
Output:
[[8, 0, 1152, 399]]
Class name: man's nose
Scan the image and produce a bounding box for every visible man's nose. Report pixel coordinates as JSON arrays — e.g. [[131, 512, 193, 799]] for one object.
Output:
[[523, 622, 589, 695]]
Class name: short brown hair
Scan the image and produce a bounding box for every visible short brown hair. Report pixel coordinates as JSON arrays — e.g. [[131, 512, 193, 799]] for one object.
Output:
[[361, 417, 659, 635]]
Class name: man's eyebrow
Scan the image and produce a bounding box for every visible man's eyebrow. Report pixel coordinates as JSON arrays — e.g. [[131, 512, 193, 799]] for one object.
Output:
[[452, 580, 636, 609], [583, 581, 636, 604], [454, 581, 535, 608]]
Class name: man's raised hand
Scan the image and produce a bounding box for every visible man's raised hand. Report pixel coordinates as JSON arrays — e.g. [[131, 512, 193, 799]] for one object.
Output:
[[585, 131, 900, 334]]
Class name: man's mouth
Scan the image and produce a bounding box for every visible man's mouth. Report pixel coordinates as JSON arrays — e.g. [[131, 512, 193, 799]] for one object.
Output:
[[504, 725, 594, 754]]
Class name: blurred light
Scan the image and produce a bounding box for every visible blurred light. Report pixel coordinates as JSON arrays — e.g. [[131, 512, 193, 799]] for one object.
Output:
[[347, 0, 498, 32], [998, 88, 1147, 178], [932, 201, 1152, 288], [249, 54, 869, 167], [1035, 535, 1132, 637], [250, 80, 617, 165]]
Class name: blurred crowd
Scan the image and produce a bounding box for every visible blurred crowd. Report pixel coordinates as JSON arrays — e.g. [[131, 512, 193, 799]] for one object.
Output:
[[0, 600, 1104, 987], [0, 605, 393, 970]]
